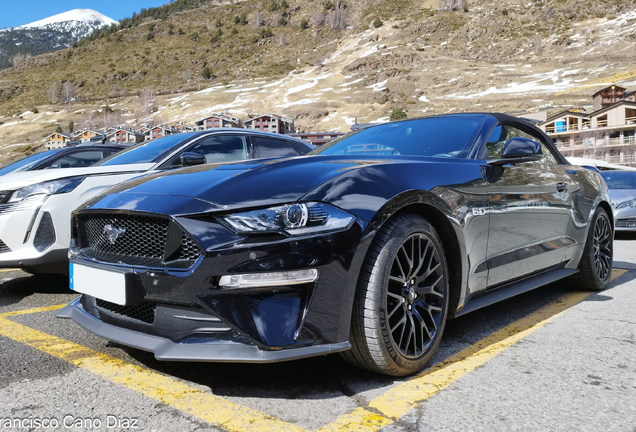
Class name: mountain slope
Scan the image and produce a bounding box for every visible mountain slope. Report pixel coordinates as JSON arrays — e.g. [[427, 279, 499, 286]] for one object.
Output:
[[0, 9, 116, 70], [0, 0, 635, 164]]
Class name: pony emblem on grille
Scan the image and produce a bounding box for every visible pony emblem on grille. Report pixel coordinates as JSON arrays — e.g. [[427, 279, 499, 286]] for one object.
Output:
[[103, 224, 126, 244]]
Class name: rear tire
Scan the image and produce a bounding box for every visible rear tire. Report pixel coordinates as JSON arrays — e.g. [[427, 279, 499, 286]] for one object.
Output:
[[569, 206, 613, 291], [343, 214, 449, 376]]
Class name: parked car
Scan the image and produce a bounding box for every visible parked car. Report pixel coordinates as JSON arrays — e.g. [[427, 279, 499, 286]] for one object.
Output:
[[600, 170, 636, 231], [0, 129, 312, 274], [58, 114, 613, 376], [0, 145, 126, 176]]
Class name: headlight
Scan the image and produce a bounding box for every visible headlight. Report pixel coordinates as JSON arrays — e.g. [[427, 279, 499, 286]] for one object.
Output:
[[616, 199, 636, 209], [219, 202, 354, 235], [8, 177, 86, 202]]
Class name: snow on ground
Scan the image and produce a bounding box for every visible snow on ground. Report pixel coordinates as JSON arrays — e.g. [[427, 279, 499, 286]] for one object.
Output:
[[367, 80, 388, 92]]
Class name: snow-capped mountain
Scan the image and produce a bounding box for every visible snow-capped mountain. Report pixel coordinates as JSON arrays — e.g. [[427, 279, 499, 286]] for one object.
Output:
[[12, 9, 117, 38], [0, 9, 117, 70]]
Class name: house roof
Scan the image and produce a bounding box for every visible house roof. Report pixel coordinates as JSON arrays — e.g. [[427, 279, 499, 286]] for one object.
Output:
[[588, 100, 636, 117], [592, 85, 627, 97], [245, 113, 294, 123], [45, 132, 71, 139], [540, 110, 588, 125]]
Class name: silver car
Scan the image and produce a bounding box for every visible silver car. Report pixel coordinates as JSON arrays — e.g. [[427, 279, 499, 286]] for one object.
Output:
[[600, 170, 636, 231]]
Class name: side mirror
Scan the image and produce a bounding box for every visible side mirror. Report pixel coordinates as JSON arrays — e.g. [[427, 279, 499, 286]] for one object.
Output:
[[180, 152, 206, 167], [488, 137, 543, 166]]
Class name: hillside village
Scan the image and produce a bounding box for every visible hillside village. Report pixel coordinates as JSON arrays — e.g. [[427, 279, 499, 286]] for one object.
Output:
[[45, 111, 344, 149]]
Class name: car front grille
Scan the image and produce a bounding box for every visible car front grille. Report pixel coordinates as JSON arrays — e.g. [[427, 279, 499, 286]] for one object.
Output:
[[0, 239, 10, 254], [0, 195, 45, 215], [616, 217, 636, 228], [95, 298, 156, 324], [77, 213, 202, 268]]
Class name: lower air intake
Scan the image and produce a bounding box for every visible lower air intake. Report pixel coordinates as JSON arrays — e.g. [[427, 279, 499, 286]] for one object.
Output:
[[95, 299, 156, 324], [33, 212, 56, 252]]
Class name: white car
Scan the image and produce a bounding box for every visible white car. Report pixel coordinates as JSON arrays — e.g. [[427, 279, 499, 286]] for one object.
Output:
[[0, 129, 313, 274]]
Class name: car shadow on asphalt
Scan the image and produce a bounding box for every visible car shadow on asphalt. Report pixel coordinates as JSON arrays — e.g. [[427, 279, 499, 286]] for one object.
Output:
[[0, 273, 70, 308], [107, 273, 631, 401]]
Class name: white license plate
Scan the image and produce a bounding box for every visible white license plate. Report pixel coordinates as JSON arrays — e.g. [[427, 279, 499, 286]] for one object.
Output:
[[70, 263, 127, 305]]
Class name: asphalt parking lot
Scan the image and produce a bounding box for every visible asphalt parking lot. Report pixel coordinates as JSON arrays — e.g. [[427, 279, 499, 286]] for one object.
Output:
[[1, 235, 635, 432]]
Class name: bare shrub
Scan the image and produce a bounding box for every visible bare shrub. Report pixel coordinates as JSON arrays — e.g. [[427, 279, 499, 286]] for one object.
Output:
[[326, 7, 347, 30], [439, 0, 465, 11], [532, 34, 543, 55], [183, 68, 192, 83], [48, 83, 60, 104], [61, 81, 77, 103], [277, 32, 286, 46], [271, 13, 282, 26], [139, 87, 156, 117], [253, 12, 263, 28], [10, 52, 32, 67], [311, 13, 325, 26]]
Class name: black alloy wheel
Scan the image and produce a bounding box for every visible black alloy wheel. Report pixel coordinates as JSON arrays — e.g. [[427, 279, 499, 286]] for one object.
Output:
[[569, 206, 613, 291], [387, 233, 445, 359], [592, 213, 612, 281], [343, 214, 449, 376]]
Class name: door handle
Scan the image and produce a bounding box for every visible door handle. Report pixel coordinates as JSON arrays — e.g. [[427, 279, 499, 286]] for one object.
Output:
[[556, 182, 568, 192]]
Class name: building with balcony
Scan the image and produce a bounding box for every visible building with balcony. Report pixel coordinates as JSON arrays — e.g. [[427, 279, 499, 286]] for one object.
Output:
[[539, 101, 636, 167], [244, 113, 294, 134]]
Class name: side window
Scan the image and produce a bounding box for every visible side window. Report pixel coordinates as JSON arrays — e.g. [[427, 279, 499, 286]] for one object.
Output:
[[252, 136, 298, 158], [170, 135, 248, 167], [485, 124, 558, 165], [46, 150, 104, 168]]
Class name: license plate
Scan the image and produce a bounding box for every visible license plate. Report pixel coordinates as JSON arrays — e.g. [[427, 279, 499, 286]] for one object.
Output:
[[70, 263, 127, 305]]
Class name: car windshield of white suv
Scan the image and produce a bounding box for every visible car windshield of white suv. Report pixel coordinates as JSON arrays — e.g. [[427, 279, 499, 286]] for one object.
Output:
[[96, 134, 195, 166], [0, 149, 64, 176]]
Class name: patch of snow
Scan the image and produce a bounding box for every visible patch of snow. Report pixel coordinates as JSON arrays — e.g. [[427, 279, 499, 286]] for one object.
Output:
[[367, 80, 388, 92]]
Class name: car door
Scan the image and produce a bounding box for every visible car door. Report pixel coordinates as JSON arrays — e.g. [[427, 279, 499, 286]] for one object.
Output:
[[483, 123, 576, 288]]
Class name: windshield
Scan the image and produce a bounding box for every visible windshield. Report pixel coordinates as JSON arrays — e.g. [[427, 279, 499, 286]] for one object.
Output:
[[310, 117, 483, 158], [0, 149, 64, 176], [600, 171, 636, 189], [96, 133, 196, 166]]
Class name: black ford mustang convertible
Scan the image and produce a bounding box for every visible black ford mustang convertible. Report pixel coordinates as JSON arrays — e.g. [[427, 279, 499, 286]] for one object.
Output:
[[58, 113, 613, 376]]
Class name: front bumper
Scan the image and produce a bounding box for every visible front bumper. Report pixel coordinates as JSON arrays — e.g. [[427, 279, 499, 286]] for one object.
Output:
[[614, 207, 636, 232], [57, 297, 350, 362], [61, 213, 369, 361], [0, 195, 70, 273]]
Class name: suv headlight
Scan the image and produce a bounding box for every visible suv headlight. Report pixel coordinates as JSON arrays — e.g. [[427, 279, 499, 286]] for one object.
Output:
[[8, 177, 86, 202], [219, 202, 354, 236], [616, 199, 636, 209]]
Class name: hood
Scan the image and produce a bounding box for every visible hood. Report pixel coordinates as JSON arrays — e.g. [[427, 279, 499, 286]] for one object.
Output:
[[83, 156, 405, 211], [0, 163, 155, 191]]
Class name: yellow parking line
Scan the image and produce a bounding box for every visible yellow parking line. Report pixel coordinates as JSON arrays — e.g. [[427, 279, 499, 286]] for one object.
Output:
[[0, 316, 307, 432], [0, 268, 20, 273], [0, 304, 65, 318], [0, 269, 627, 432], [320, 268, 628, 431]]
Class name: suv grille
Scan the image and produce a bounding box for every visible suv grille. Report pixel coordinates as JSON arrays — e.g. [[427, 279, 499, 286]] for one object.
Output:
[[77, 213, 202, 268]]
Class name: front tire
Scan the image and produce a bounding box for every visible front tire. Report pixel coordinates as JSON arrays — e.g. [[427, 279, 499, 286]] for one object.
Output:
[[343, 214, 449, 376], [570, 206, 613, 291]]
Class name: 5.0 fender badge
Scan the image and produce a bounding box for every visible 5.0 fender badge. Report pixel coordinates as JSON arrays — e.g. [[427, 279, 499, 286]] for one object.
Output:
[[103, 224, 126, 244]]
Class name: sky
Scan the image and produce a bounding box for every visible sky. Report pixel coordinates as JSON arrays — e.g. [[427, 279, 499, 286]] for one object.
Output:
[[0, 1, 169, 29]]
